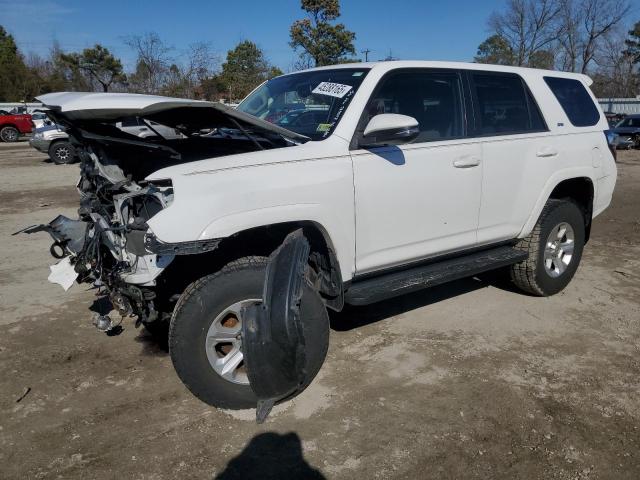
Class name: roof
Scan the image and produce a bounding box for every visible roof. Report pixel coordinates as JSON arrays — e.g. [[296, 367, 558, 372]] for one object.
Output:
[[289, 60, 594, 85]]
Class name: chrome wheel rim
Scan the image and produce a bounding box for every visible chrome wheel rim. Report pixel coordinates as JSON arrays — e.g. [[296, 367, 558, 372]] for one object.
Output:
[[205, 299, 260, 385], [543, 222, 575, 278], [55, 146, 70, 161], [1, 128, 17, 142]]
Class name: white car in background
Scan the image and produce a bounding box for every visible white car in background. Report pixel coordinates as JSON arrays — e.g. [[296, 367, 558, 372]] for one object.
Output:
[[29, 124, 75, 164], [29, 116, 183, 164], [30, 112, 53, 129]]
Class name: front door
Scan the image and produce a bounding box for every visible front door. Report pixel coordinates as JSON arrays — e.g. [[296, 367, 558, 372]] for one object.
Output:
[[351, 69, 482, 274]]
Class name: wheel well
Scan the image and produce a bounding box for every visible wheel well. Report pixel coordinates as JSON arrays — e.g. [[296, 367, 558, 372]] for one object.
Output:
[[155, 221, 344, 314], [549, 177, 594, 241], [0, 123, 18, 131]]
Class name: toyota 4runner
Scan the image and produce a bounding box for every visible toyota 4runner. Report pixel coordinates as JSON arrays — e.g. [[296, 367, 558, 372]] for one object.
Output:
[[20, 61, 616, 422]]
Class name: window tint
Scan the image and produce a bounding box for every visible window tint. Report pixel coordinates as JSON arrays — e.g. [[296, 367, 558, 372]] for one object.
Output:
[[617, 117, 640, 128], [544, 77, 600, 127], [364, 71, 464, 143], [472, 73, 546, 135]]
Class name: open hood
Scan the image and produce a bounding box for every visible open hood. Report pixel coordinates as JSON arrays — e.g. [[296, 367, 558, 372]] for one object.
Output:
[[35, 92, 310, 143]]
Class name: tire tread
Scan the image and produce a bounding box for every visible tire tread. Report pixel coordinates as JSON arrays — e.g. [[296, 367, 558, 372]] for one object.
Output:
[[510, 199, 563, 296]]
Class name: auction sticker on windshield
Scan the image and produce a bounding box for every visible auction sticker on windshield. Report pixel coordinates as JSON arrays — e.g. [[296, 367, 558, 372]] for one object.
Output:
[[312, 82, 353, 98]]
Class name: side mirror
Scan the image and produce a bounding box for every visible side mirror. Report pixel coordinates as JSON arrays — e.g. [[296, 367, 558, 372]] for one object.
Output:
[[360, 114, 419, 148]]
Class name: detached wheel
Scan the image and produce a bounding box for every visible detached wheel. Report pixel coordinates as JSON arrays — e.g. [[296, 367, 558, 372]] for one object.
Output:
[[511, 199, 585, 296], [0, 126, 19, 142], [169, 256, 329, 409], [49, 141, 75, 164]]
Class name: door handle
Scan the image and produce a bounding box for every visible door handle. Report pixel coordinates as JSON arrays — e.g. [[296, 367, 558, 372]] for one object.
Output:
[[536, 147, 558, 158], [453, 156, 481, 168]]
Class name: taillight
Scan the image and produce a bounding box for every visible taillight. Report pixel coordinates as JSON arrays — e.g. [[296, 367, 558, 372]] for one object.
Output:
[[604, 130, 617, 161]]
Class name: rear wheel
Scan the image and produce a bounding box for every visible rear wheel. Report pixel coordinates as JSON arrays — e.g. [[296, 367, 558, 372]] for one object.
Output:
[[49, 141, 75, 164], [510, 199, 585, 296], [0, 126, 19, 142], [169, 256, 330, 409]]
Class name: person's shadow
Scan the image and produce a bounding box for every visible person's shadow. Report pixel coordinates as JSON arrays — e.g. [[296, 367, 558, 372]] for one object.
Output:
[[216, 432, 325, 479]]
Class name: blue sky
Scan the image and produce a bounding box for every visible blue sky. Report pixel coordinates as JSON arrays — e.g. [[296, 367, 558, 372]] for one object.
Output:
[[1, 0, 506, 71]]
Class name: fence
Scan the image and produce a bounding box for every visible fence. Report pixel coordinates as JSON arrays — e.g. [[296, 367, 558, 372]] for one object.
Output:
[[598, 98, 640, 115]]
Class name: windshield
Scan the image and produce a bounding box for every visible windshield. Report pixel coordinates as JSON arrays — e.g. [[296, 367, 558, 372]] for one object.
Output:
[[237, 68, 369, 141]]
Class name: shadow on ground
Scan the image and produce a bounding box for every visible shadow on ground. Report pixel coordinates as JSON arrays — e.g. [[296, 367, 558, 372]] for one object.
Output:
[[215, 432, 324, 479], [330, 268, 521, 331]]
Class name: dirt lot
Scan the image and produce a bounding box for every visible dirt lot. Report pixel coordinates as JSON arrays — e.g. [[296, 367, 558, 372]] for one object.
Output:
[[0, 141, 638, 479]]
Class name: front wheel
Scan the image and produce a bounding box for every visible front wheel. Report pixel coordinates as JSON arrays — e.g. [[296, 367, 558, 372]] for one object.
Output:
[[510, 199, 586, 296], [169, 256, 330, 409], [48, 141, 75, 164]]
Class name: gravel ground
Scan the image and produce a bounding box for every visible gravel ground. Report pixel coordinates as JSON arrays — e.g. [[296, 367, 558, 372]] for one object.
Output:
[[0, 142, 638, 479]]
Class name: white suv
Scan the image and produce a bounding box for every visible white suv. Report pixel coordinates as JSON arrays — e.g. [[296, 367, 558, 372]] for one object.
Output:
[[22, 61, 616, 421]]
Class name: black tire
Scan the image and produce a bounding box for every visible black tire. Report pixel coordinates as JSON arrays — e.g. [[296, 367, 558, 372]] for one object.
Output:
[[0, 126, 19, 142], [48, 141, 75, 164], [169, 256, 330, 409], [510, 199, 585, 296]]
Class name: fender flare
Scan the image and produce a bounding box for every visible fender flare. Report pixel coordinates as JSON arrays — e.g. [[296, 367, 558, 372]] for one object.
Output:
[[518, 168, 596, 238], [197, 203, 353, 282]]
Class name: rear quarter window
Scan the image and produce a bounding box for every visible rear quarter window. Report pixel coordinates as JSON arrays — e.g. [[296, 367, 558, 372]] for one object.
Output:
[[543, 77, 601, 127]]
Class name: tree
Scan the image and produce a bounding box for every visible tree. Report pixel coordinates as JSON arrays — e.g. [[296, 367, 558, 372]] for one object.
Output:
[[555, 0, 631, 73], [60, 45, 126, 92], [0, 25, 31, 101], [125, 33, 172, 94], [160, 42, 218, 98], [592, 22, 640, 97], [475, 34, 516, 65], [623, 20, 640, 64], [289, 0, 356, 67], [487, 0, 561, 67], [219, 41, 277, 101]]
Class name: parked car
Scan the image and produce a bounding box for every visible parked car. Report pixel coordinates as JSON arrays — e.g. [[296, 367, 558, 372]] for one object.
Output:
[[604, 111, 625, 127], [30, 111, 53, 129], [29, 117, 182, 164], [612, 114, 640, 149], [29, 124, 77, 164], [115, 116, 185, 139], [20, 62, 616, 421], [0, 110, 32, 142]]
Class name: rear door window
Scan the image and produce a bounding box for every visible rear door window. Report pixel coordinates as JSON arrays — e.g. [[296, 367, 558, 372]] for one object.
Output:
[[543, 77, 601, 127], [471, 72, 546, 135]]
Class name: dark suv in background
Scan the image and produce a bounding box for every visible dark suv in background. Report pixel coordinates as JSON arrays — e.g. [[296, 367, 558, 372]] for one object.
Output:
[[612, 114, 640, 149]]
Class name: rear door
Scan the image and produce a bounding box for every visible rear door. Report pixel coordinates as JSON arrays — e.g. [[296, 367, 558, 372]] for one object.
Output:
[[351, 69, 483, 274], [468, 71, 551, 245]]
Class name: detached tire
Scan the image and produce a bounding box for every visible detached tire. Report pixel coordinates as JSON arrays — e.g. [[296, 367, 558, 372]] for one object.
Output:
[[0, 126, 19, 142], [169, 256, 330, 409], [511, 199, 586, 296], [49, 141, 75, 164]]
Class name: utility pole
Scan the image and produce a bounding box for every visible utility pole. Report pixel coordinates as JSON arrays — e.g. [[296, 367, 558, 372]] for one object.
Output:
[[362, 49, 371, 62]]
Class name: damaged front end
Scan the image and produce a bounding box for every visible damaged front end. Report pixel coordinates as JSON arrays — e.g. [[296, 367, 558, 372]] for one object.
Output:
[[18, 92, 308, 331], [17, 151, 181, 330]]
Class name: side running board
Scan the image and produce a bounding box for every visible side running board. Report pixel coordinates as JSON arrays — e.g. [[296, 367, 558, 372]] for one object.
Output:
[[345, 246, 528, 306]]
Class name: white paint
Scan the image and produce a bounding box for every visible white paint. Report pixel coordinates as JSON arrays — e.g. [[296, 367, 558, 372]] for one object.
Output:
[[42, 61, 617, 282]]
